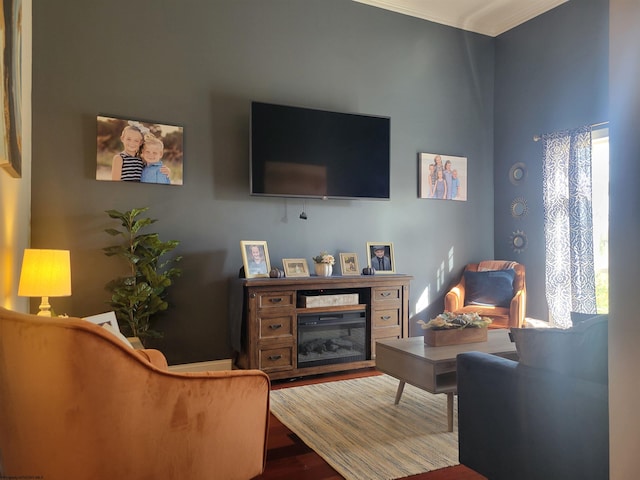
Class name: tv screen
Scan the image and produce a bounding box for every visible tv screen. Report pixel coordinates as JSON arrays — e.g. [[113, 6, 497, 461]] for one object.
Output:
[[250, 102, 390, 200]]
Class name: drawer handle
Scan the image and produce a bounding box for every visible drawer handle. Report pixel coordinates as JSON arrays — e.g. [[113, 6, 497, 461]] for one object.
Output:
[[381, 315, 391, 320], [268, 355, 282, 361], [270, 297, 283, 303], [269, 324, 283, 329], [380, 292, 391, 297]]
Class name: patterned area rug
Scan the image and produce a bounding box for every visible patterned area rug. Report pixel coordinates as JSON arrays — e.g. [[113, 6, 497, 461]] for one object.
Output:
[[269, 374, 459, 480]]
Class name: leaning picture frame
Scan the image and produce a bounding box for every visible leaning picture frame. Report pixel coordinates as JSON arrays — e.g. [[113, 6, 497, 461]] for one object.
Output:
[[240, 240, 271, 278], [282, 258, 310, 278], [366, 242, 396, 274], [83, 311, 121, 332], [339, 253, 360, 276]]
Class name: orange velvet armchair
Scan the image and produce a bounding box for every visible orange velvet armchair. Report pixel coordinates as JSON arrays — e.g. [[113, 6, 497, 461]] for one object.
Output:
[[444, 262, 526, 329], [0, 307, 270, 480]]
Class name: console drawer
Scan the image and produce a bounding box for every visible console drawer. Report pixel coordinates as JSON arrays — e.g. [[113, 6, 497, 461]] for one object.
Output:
[[372, 308, 400, 328], [259, 346, 294, 372], [257, 291, 295, 309], [371, 326, 401, 357], [259, 314, 295, 339], [372, 286, 402, 304]]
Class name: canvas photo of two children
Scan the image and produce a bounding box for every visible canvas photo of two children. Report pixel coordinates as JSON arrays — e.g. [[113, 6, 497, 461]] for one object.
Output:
[[96, 115, 184, 186]]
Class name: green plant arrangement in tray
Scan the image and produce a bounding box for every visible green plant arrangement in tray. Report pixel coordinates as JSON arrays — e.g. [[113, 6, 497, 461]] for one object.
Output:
[[418, 311, 492, 330], [103, 207, 181, 339], [418, 312, 492, 347]]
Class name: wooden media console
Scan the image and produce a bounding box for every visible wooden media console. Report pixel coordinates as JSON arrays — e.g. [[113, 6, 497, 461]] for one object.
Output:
[[233, 274, 412, 380]]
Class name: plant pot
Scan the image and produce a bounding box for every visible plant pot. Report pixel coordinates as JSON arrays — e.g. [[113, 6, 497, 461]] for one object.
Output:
[[127, 336, 144, 350], [424, 327, 488, 347], [314, 263, 333, 277]]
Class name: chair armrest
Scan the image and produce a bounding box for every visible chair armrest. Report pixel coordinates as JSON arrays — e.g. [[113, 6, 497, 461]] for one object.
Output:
[[135, 348, 169, 370], [509, 288, 526, 327], [445, 282, 465, 311]]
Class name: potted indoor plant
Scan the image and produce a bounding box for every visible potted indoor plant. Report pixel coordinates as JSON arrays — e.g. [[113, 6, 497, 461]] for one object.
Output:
[[103, 207, 181, 339], [312, 251, 335, 277], [418, 312, 492, 346]]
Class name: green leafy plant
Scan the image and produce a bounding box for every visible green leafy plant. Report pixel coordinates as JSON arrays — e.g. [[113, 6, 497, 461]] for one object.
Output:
[[103, 207, 181, 339], [417, 312, 492, 330]]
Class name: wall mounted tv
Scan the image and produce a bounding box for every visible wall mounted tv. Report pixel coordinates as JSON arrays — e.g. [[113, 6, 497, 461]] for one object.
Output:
[[250, 101, 390, 200]]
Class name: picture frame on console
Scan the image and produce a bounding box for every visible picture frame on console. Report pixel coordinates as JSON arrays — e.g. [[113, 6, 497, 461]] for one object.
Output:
[[282, 258, 310, 278], [367, 242, 395, 274], [418, 152, 467, 201], [240, 240, 271, 278], [339, 253, 360, 276]]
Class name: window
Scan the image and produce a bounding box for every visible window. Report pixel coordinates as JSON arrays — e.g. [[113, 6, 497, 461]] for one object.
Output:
[[591, 129, 609, 313], [542, 125, 609, 326]]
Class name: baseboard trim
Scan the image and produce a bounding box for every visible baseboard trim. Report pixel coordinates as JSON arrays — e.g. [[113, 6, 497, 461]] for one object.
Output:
[[168, 359, 233, 373]]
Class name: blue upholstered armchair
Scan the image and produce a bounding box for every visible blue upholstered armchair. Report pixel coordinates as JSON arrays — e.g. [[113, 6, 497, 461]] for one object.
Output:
[[457, 315, 608, 480]]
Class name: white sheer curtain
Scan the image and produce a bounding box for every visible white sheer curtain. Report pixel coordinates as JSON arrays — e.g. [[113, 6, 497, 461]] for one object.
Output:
[[542, 126, 597, 327]]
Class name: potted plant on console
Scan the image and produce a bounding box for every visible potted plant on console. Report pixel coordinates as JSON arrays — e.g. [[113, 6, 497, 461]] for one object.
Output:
[[418, 312, 492, 346], [103, 207, 182, 341], [312, 251, 335, 277]]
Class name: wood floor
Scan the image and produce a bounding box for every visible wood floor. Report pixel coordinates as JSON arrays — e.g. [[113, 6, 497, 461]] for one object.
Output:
[[254, 368, 487, 480]]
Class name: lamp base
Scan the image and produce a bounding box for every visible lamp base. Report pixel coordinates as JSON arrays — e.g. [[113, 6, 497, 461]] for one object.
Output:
[[37, 296, 53, 317]]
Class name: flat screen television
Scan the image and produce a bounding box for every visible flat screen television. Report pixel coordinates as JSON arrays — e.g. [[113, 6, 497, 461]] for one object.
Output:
[[250, 101, 390, 200]]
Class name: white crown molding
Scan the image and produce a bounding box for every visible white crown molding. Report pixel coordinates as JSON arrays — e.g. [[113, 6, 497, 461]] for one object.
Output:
[[352, 0, 569, 37]]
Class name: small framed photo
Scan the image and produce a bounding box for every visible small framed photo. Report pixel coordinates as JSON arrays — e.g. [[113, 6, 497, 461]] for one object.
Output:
[[241, 240, 271, 278], [418, 152, 467, 201], [367, 242, 396, 274], [283, 258, 310, 278], [339, 253, 360, 276]]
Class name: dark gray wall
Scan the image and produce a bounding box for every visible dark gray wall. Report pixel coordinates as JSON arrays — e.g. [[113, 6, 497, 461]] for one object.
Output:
[[31, 0, 495, 363], [493, 0, 609, 320]]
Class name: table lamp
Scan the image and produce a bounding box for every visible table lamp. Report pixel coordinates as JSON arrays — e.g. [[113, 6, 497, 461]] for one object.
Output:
[[18, 249, 72, 316]]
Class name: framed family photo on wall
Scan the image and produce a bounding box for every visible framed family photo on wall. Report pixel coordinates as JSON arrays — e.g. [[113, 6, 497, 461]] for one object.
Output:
[[366, 242, 395, 274], [240, 240, 271, 278], [418, 152, 467, 201], [96, 115, 184, 185]]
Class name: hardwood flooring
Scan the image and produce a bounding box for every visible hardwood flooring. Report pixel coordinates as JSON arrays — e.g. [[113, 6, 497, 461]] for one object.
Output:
[[254, 369, 487, 480]]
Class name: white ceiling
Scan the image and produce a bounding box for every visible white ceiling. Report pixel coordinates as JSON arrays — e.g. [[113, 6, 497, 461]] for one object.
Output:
[[352, 0, 569, 37]]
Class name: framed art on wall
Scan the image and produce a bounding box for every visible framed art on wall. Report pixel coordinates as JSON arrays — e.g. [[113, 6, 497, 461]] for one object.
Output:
[[96, 115, 184, 185], [418, 152, 467, 201], [283, 258, 310, 278], [339, 253, 360, 276], [0, 0, 24, 178], [240, 240, 271, 278], [366, 242, 395, 274]]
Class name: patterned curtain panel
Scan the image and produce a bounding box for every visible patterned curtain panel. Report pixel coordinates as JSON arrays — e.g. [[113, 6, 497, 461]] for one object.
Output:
[[542, 126, 597, 327]]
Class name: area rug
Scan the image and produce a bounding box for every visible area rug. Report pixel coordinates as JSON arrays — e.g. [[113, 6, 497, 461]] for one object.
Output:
[[269, 374, 459, 480]]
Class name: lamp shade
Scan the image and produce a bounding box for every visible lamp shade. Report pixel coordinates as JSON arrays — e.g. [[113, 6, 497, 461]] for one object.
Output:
[[18, 249, 72, 297]]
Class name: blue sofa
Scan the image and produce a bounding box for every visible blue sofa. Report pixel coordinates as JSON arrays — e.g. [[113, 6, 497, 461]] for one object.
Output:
[[457, 315, 609, 480]]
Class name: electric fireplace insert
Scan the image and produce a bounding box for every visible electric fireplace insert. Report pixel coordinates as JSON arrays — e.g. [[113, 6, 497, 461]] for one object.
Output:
[[297, 309, 368, 368]]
